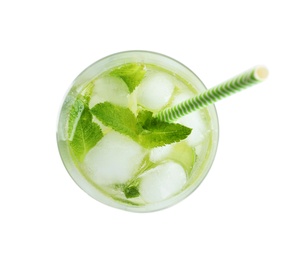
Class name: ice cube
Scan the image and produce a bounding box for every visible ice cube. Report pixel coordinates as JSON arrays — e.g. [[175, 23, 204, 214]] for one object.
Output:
[[177, 111, 207, 147], [137, 72, 174, 111], [171, 86, 208, 147], [171, 89, 195, 105], [139, 161, 186, 203], [84, 131, 146, 185], [89, 76, 129, 108], [149, 144, 173, 163]]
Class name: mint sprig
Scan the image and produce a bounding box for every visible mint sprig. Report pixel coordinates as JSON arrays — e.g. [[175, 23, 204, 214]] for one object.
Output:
[[137, 110, 192, 148], [123, 184, 140, 199], [91, 102, 191, 148], [109, 63, 146, 93], [91, 101, 139, 139], [68, 95, 103, 162]]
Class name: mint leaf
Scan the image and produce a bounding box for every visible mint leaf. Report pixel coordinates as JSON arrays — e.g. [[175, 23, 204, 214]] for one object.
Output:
[[109, 63, 146, 93], [67, 81, 94, 140], [91, 102, 140, 139], [68, 98, 85, 140], [90, 102, 192, 149], [81, 81, 95, 103], [123, 185, 140, 198], [137, 111, 192, 148], [68, 96, 103, 162], [122, 176, 141, 199]]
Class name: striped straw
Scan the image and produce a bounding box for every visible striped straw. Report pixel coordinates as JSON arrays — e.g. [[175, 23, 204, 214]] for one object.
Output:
[[155, 66, 268, 122]]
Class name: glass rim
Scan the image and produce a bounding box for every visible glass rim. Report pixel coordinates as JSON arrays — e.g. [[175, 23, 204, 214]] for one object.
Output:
[[57, 50, 219, 212]]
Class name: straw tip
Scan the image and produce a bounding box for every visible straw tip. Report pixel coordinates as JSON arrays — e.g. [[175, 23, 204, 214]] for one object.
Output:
[[255, 66, 269, 81]]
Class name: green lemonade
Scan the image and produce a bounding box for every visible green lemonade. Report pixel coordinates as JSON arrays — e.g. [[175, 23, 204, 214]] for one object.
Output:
[[57, 51, 219, 212]]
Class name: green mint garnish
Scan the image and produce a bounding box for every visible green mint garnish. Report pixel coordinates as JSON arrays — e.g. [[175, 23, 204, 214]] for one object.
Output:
[[68, 95, 103, 162], [81, 81, 95, 103], [123, 185, 140, 199], [90, 101, 139, 139], [137, 110, 192, 148], [91, 102, 192, 148], [110, 63, 146, 93], [67, 82, 95, 140], [68, 98, 85, 141]]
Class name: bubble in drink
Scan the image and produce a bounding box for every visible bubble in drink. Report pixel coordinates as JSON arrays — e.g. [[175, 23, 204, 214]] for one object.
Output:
[[57, 51, 219, 212]]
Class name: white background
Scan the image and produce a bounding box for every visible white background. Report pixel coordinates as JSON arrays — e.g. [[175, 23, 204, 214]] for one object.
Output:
[[1, 0, 294, 259]]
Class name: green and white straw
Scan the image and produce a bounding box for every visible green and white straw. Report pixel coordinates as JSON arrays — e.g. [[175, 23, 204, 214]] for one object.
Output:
[[155, 66, 268, 122]]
